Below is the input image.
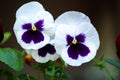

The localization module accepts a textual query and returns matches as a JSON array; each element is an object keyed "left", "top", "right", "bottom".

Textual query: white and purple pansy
[
  {"left": 26, "top": 41, "right": 59, "bottom": 63},
  {"left": 54, "top": 11, "right": 100, "bottom": 66},
  {"left": 13, "top": 1, "right": 55, "bottom": 49}
]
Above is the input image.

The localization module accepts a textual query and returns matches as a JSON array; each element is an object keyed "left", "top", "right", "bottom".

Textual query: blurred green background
[{"left": 0, "top": 0, "right": 120, "bottom": 80}]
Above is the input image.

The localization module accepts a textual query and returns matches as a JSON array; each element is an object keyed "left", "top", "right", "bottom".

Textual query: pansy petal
[
  {"left": 75, "top": 33, "right": 86, "bottom": 42},
  {"left": 66, "top": 35, "right": 73, "bottom": 46},
  {"left": 78, "top": 43, "right": 90, "bottom": 57},
  {"left": 32, "top": 51, "right": 59, "bottom": 63},
  {"left": 61, "top": 46, "right": 81, "bottom": 66},
  {"left": 38, "top": 44, "right": 56, "bottom": 57},
  {"left": 54, "top": 24, "right": 75, "bottom": 54},
  {"left": 22, "top": 23, "right": 32, "bottom": 29},
  {"left": 55, "top": 11, "right": 90, "bottom": 26},
  {"left": 68, "top": 22, "right": 100, "bottom": 49},
  {"left": 16, "top": 1, "right": 45, "bottom": 18},
  {"left": 22, "top": 30, "right": 44, "bottom": 44},
  {"left": 75, "top": 22, "right": 100, "bottom": 49},
  {"left": 14, "top": 11, "right": 54, "bottom": 35},
  {"left": 67, "top": 45, "right": 79, "bottom": 59},
  {"left": 61, "top": 43, "right": 96, "bottom": 66},
  {"left": 80, "top": 42, "right": 97, "bottom": 63},
  {"left": 26, "top": 45, "right": 59, "bottom": 63},
  {"left": 15, "top": 30, "right": 49, "bottom": 49},
  {"left": 34, "top": 20, "right": 44, "bottom": 31},
  {"left": 67, "top": 43, "right": 90, "bottom": 60},
  {"left": 68, "top": 43, "right": 90, "bottom": 60}
]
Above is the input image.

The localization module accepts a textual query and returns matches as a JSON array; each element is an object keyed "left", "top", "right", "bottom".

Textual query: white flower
[
  {"left": 13, "top": 1, "right": 55, "bottom": 49},
  {"left": 54, "top": 11, "right": 100, "bottom": 66},
  {"left": 26, "top": 41, "right": 59, "bottom": 63}
]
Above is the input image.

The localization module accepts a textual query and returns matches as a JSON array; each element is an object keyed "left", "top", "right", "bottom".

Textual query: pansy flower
[
  {"left": 0, "top": 21, "right": 4, "bottom": 43},
  {"left": 54, "top": 11, "right": 100, "bottom": 66},
  {"left": 26, "top": 41, "right": 59, "bottom": 63},
  {"left": 13, "top": 1, "right": 55, "bottom": 49}
]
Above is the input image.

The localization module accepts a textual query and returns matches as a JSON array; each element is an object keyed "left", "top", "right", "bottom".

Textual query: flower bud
[{"left": 24, "top": 54, "right": 36, "bottom": 66}]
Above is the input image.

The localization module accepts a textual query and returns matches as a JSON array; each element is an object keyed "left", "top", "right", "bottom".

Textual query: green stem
[
  {"left": 27, "top": 74, "right": 31, "bottom": 80},
  {"left": 37, "top": 70, "right": 40, "bottom": 80},
  {"left": 104, "top": 66, "right": 114, "bottom": 80},
  {"left": 57, "top": 72, "right": 62, "bottom": 80},
  {"left": 13, "top": 72, "right": 18, "bottom": 80}
]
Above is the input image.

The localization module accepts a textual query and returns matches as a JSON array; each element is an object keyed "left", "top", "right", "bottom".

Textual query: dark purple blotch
[
  {"left": 66, "top": 35, "right": 73, "bottom": 46},
  {"left": 38, "top": 44, "right": 56, "bottom": 57},
  {"left": 22, "top": 20, "right": 44, "bottom": 44},
  {"left": 66, "top": 33, "right": 90, "bottom": 59},
  {"left": 75, "top": 33, "right": 86, "bottom": 42},
  {"left": 68, "top": 43, "right": 90, "bottom": 59},
  {"left": 34, "top": 20, "right": 44, "bottom": 31}
]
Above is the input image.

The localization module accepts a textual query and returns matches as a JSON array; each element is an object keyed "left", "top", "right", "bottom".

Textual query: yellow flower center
[
  {"left": 32, "top": 26, "right": 37, "bottom": 31},
  {"left": 72, "top": 39, "right": 77, "bottom": 44}
]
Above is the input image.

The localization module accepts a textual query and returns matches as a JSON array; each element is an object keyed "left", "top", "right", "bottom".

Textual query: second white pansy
[{"left": 54, "top": 11, "right": 100, "bottom": 66}]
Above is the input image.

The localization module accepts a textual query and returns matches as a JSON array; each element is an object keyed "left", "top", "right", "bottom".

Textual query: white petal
[
  {"left": 47, "top": 53, "right": 59, "bottom": 61},
  {"left": 61, "top": 43, "right": 97, "bottom": 66},
  {"left": 15, "top": 31, "right": 50, "bottom": 49},
  {"left": 43, "top": 23, "right": 56, "bottom": 37},
  {"left": 16, "top": 1, "right": 45, "bottom": 18},
  {"left": 61, "top": 46, "right": 82, "bottom": 66},
  {"left": 81, "top": 42, "right": 97, "bottom": 63},
  {"left": 54, "top": 24, "right": 75, "bottom": 54},
  {"left": 26, "top": 50, "right": 59, "bottom": 63},
  {"left": 14, "top": 11, "right": 54, "bottom": 31},
  {"left": 26, "top": 50, "right": 49, "bottom": 63},
  {"left": 55, "top": 11, "right": 90, "bottom": 26},
  {"left": 75, "top": 22, "right": 100, "bottom": 49}
]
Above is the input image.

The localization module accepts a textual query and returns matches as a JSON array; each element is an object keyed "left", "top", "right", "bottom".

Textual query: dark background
[{"left": 0, "top": 0, "right": 120, "bottom": 80}]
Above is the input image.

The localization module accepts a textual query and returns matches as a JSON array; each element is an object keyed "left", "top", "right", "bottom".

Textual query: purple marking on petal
[
  {"left": 22, "top": 23, "right": 32, "bottom": 29},
  {"left": 67, "top": 43, "right": 90, "bottom": 59},
  {"left": 32, "top": 31, "right": 44, "bottom": 43},
  {"left": 77, "top": 43, "right": 90, "bottom": 57},
  {"left": 34, "top": 20, "right": 44, "bottom": 31},
  {"left": 22, "top": 30, "right": 32, "bottom": 43},
  {"left": 66, "top": 35, "right": 73, "bottom": 46},
  {"left": 38, "top": 44, "right": 56, "bottom": 57},
  {"left": 22, "top": 30, "right": 44, "bottom": 44},
  {"left": 68, "top": 44, "right": 79, "bottom": 59},
  {"left": 75, "top": 33, "right": 86, "bottom": 42}
]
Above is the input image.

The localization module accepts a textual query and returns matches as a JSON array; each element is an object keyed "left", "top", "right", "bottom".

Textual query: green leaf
[
  {"left": 0, "top": 48, "right": 24, "bottom": 72},
  {"left": 105, "top": 58, "right": 120, "bottom": 69},
  {"left": 0, "top": 32, "right": 11, "bottom": 45}
]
